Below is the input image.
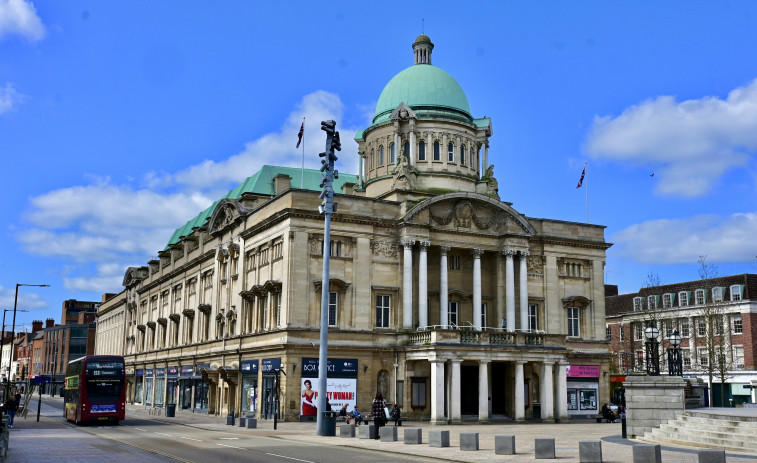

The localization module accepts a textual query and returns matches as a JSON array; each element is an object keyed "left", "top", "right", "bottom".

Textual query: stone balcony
[{"left": 406, "top": 327, "right": 566, "bottom": 349}]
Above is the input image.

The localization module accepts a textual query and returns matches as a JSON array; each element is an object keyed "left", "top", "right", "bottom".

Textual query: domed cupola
[{"left": 355, "top": 35, "right": 494, "bottom": 202}]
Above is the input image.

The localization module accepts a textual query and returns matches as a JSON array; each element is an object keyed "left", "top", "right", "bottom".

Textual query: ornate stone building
[{"left": 97, "top": 35, "right": 611, "bottom": 422}]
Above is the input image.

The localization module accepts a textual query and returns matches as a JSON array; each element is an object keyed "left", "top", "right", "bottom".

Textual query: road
[{"left": 10, "top": 397, "right": 433, "bottom": 463}]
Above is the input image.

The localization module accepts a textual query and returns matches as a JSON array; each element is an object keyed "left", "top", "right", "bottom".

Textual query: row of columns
[
  {"left": 429, "top": 359, "right": 568, "bottom": 424},
  {"left": 401, "top": 240, "right": 530, "bottom": 331}
]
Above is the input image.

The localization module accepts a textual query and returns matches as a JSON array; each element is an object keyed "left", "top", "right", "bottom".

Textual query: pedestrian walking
[
  {"left": 371, "top": 392, "right": 386, "bottom": 440},
  {"left": 2, "top": 393, "right": 21, "bottom": 428}
]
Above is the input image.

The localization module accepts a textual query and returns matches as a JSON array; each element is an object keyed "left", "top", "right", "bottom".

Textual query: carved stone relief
[
  {"left": 371, "top": 240, "right": 398, "bottom": 258},
  {"left": 428, "top": 199, "right": 508, "bottom": 233}
]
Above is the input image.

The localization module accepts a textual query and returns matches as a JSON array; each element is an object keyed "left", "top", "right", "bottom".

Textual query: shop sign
[
  {"left": 566, "top": 365, "right": 600, "bottom": 378},
  {"left": 262, "top": 358, "right": 281, "bottom": 373},
  {"left": 167, "top": 366, "right": 179, "bottom": 377},
  {"left": 241, "top": 360, "right": 258, "bottom": 374},
  {"left": 301, "top": 358, "right": 358, "bottom": 377},
  {"left": 155, "top": 368, "right": 166, "bottom": 377},
  {"left": 609, "top": 375, "right": 626, "bottom": 383},
  {"left": 180, "top": 365, "right": 194, "bottom": 376}
]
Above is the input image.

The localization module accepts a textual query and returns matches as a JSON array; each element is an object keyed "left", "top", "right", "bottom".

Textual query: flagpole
[
  {"left": 585, "top": 162, "right": 589, "bottom": 224},
  {"left": 301, "top": 117, "right": 305, "bottom": 188}
]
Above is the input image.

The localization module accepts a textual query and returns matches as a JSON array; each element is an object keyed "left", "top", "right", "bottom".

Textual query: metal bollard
[{"left": 621, "top": 416, "right": 627, "bottom": 439}]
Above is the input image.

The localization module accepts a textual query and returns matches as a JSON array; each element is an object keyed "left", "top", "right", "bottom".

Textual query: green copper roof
[
  {"left": 373, "top": 64, "right": 471, "bottom": 124},
  {"left": 165, "top": 165, "right": 357, "bottom": 249}
]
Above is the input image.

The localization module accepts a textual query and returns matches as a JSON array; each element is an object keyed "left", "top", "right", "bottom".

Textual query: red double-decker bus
[{"left": 64, "top": 355, "right": 126, "bottom": 424}]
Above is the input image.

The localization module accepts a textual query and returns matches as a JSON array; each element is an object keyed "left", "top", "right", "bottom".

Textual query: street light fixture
[
  {"left": 644, "top": 321, "right": 660, "bottom": 376},
  {"left": 7, "top": 283, "right": 50, "bottom": 396},
  {"left": 667, "top": 329, "right": 683, "bottom": 376}
]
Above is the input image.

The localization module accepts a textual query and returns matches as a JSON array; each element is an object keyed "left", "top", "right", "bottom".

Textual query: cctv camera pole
[{"left": 316, "top": 120, "right": 340, "bottom": 436}]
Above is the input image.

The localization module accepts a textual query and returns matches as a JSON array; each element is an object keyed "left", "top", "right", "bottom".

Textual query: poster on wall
[
  {"left": 300, "top": 357, "right": 358, "bottom": 417},
  {"left": 300, "top": 377, "right": 357, "bottom": 416}
]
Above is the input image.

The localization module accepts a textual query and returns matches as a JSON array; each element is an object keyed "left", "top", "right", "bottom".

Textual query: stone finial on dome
[{"left": 412, "top": 34, "right": 434, "bottom": 65}]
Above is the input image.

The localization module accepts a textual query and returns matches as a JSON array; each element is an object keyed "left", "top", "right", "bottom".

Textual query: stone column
[
  {"left": 519, "top": 250, "right": 530, "bottom": 331},
  {"left": 449, "top": 360, "right": 462, "bottom": 424},
  {"left": 431, "top": 360, "right": 445, "bottom": 424},
  {"left": 540, "top": 362, "right": 555, "bottom": 422},
  {"left": 472, "top": 248, "right": 483, "bottom": 329},
  {"left": 503, "top": 249, "right": 516, "bottom": 331},
  {"left": 427, "top": 132, "right": 432, "bottom": 160},
  {"left": 478, "top": 360, "right": 490, "bottom": 423},
  {"left": 409, "top": 130, "right": 416, "bottom": 166},
  {"left": 358, "top": 153, "right": 363, "bottom": 188},
  {"left": 402, "top": 239, "right": 415, "bottom": 329},
  {"left": 556, "top": 361, "right": 568, "bottom": 421},
  {"left": 393, "top": 131, "right": 399, "bottom": 166},
  {"left": 514, "top": 361, "right": 525, "bottom": 421},
  {"left": 496, "top": 252, "right": 504, "bottom": 328},
  {"left": 418, "top": 240, "right": 429, "bottom": 328},
  {"left": 439, "top": 245, "right": 450, "bottom": 326}
]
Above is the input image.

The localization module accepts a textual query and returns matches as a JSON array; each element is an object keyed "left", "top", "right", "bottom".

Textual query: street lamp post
[
  {"left": 667, "top": 329, "right": 683, "bottom": 376},
  {"left": 1, "top": 309, "right": 29, "bottom": 388},
  {"left": 7, "top": 283, "right": 49, "bottom": 396},
  {"left": 644, "top": 321, "right": 660, "bottom": 376}
]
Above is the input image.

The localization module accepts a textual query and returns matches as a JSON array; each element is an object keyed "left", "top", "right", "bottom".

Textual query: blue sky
[{"left": 2, "top": 1, "right": 757, "bottom": 328}]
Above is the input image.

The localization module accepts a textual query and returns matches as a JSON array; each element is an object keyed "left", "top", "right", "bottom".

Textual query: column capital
[
  {"left": 501, "top": 248, "right": 516, "bottom": 257},
  {"left": 439, "top": 245, "right": 451, "bottom": 255},
  {"left": 471, "top": 248, "right": 484, "bottom": 258},
  {"left": 418, "top": 240, "right": 430, "bottom": 249},
  {"left": 400, "top": 239, "right": 416, "bottom": 248},
  {"left": 449, "top": 358, "right": 463, "bottom": 365},
  {"left": 515, "top": 360, "right": 527, "bottom": 365},
  {"left": 542, "top": 360, "right": 556, "bottom": 366},
  {"left": 477, "top": 359, "right": 491, "bottom": 365},
  {"left": 520, "top": 250, "right": 530, "bottom": 258}
]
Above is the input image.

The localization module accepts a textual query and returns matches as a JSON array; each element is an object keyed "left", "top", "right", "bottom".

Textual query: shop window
[
  {"left": 411, "top": 378, "right": 427, "bottom": 408},
  {"left": 567, "top": 388, "right": 578, "bottom": 410},
  {"left": 579, "top": 389, "right": 597, "bottom": 411}
]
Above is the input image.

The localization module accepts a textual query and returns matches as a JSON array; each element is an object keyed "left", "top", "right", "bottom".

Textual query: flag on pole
[
  {"left": 576, "top": 164, "right": 586, "bottom": 188},
  {"left": 296, "top": 121, "right": 304, "bottom": 148}
]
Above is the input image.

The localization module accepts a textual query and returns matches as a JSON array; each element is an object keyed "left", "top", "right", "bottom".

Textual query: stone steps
[{"left": 642, "top": 411, "right": 757, "bottom": 453}]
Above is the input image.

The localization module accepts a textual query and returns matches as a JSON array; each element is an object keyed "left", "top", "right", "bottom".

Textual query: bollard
[{"left": 621, "top": 416, "right": 627, "bottom": 439}]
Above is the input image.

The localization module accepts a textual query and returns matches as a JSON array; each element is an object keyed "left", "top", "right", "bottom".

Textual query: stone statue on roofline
[
  {"left": 392, "top": 153, "right": 416, "bottom": 190},
  {"left": 483, "top": 164, "right": 499, "bottom": 198}
]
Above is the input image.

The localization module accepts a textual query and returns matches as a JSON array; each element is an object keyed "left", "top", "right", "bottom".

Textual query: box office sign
[
  {"left": 301, "top": 358, "right": 358, "bottom": 377},
  {"left": 262, "top": 358, "right": 281, "bottom": 374},
  {"left": 566, "top": 365, "right": 600, "bottom": 378}
]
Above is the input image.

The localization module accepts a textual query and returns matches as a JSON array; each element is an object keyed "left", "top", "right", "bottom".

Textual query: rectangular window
[
  {"left": 448, "top": 301, "right": 459, "bottom": 327},
  {"left": 682, "top": 350, "right": 691, "bottom": 370},
  {"left": 663, "top": 293, "right": 673, "bottom": 308},
  {"left": 460, "top": 145, "right": 466, "bottom": 165},
  {"left": 528, "top": 304, "right": 538, "bottom": 331},
  {"left": 411, "top": 378, "right": 426, "bottom": 408},
  {"left": 695, "top": 289, "right": 706, "bottom": 305},
  {"left": 433, "top": 141, "right": 440, "bottom": 161},
  {"left": 567, "top": 307, "right": 580, "bottom": 337},
  {"left": 619, "top": 325, "right": 625, "bottom": 342},
  {"left": 697, "top": 319, "right": 707, "bottom": 337},
  {"left": 663, "top": 320, "right": 674, "bottom": 338},
  {"left": 730, "top": 285, "right": 743, "bottom": 301},
  {"left": 636, "top": 351, "right": 644, "bottom": 369},
  {"left": 698, "top": 348, "right": 709, "bottom": 367},
  {"left": 605, "top": 326, "right": 611, "bottom": 341},
  {"left": 567, "top": 389, "right": 578, "bottom": 410},
  {"left": 678, "top": 291, "right": 689, "bottom": 307},
  {"left": 328, "top": 292, "right": 337, "bottom": 326},
  {"left": 376, "top": 295, "right": 390, "bottom": 328},
  {"left": 647, "top": 295, "right": 657, "bottom": 310},
  {"left": 390, "top": 143, "right": 396, "bottom": 164},
  {"left": 481, "top": 303, "right": 487, "bottom": 328},
  {"left": 733, "top": 345, "right": 744, "bottom": 368},
  {"left": 448, "top": 255, "right": 461, "bottom": 270},
  {"left": 732, "top": 314, "right": 743, "bottom": 334},
  {"left": 418, "top": 141, "right": 425, "bottom": 161},
  {"left": 712, "top": 287, "right": 723, "bottom": 302},
  {"left": 633, "top": 297, "right": 643, "bottom": 312},
  {"left": 680, "top": 320, "right": 690, "bottom": 337},
  {"left": 448, "top": 143, "right": 454, "bottom": 162},
  {"left": 634, "top": 323, "right": 643, "bottom": 341}
]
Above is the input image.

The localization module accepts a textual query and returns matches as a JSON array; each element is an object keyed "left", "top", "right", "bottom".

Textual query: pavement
[{"left": 6, "top": 397, "right": 757, "bottom": 463}]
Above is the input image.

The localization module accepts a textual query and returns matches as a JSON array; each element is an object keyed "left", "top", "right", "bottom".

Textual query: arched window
[
  {"left": 418, "top": 140, "right": 426, "bottom": 161},
  {"left": 370, "top": 149, "right": 374, "bottom": 169},
  {"left": 390, "top": 143, "right": 396, "bottom": 164},
  {"left": 433, "top": 141, "right": 440, "bottom": 161},
  {"left": 403, "top": 141, "right": 410, "bottom": 159},
  {"left": 460, "top": 145, "right": 466, "bottom": 165},
  {"left": 379, "top": 146, "right": 384, "bottom": 165},
  {"left": 448, "top": 142, "right": 454, "bottom": 162}
]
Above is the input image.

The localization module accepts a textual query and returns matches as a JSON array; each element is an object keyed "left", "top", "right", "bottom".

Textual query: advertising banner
[{"left": 300, "top": 377, "right": 357, "bottom": 417}]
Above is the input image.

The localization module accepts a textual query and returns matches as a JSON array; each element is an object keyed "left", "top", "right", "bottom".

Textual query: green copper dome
[{"left": 373, "top": 64, "right": 472, "bottom": 124}]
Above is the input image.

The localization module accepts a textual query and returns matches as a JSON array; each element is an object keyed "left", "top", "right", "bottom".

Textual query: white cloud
[
  {"left": 18, "top": 91, "right": 362, "bottom": 295},
  {"left": 0, "top": 285, "right": 48, "bottom": 311},
  {"left": 174, "top": 90, "right": 358, "bottom": 190},
  {"left": 611, "top": 212, "right": 757, "bottom": 265},
  {"left": 0, "top": 83, "right": 23, "bottom": 115},
  {"left": 585, "top": 79, "right": 757, "bottom": 197},
  {"left": 0, "top": 0, "right": 45, "bottom": 42}
]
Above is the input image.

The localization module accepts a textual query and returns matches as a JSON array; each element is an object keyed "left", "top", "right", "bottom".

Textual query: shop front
[
  {"left": 179, "top": 365, "right": 194, "bottom": 410},
  {"left": 155, "top": 367, "right": 166, "bottom": 408},
  {"left": 134, "top": 369, "right": 144, "bottom": 404},
  {"left": 566, "top": 365, "right": 600, "bottom": 417},
  {"left": 261, "top": 358, "right": 281, "bottom": 420},
  {"left": 144, "top": 368, "right": 154, "bottom": 406},
  {"left": 300, "top": 357, "right": 358, "bottom": 421},
  {"left": 240, "top": 360, "right": 258, "bottom": 417},
  {"left": 194, "top": 363, "right": 210, "bottom": 412},
  {"left": 166, "top": 366, "right": 179, "bottom": 406}
]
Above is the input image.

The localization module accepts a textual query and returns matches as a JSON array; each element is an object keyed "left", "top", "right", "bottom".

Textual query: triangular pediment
[
  {"left": 390, "top": 102, "right": 417, "bottom": 122},
  {"left": 402, "top": 193, "right": 536, "bottom": 236},
  {"left": 208, "top": 199, "right": 252, "bottom": 235}
]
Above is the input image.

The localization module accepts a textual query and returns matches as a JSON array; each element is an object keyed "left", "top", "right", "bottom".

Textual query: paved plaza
[{"left": 5, "top": 398, "right": 757, "bottom": 463}]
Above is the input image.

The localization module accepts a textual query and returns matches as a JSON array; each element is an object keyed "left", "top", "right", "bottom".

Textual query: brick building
[{"left": 606, "top": 274, "right": 757, "bottom": 406}]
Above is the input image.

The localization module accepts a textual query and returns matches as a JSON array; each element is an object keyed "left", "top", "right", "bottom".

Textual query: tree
[{"left": 697, "top": 255, "right": 731, "bottom": 407}]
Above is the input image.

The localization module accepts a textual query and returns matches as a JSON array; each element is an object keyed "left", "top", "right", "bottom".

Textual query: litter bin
[
  {"left": 322, "top": 411, "right": 337, "bottom": 436},
  {"left": 166, "top": 403, "right": 176, "bottom": 417}
]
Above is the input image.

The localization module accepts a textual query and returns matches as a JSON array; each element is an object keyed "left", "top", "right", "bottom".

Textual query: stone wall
[{"left": 624, "top": 375, "right": 686, "bottom": 438}]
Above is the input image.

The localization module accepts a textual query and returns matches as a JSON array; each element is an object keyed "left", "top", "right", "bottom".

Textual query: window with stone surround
[
  {"left": 678, "top": 291, "right": 689, "bottom": 306},
  {"left": 633, "top": 297, "right": 643, "bottom": 312},
  {"left": 696, "top": 318, "right": 707, "bottom": 337},
  {"left": 460, "top": 145, "right": 466, "bottom": 165},
  {"left": 411, "top": 377, "right": 427, "bottom": 408},
  {"left": 376, "top": 294, "right": 390, "bottom": 328},
  {"left": 567, "top": 307, "right": 580, "bottom": 337},
  {"left": 378, "top": 145, "right": 384, "bottom": 165},
  {"left": 730, "top": 285, "right": 743, "bottom": 301},
  {"left": 733, "top": 345, "right": 744, "bottom": 368},
  {"left": 528, "top": 304, "right": 538, "bottom": 331},
  {"left": 732, "top": 314, "right": 743, "bottom": 334},
  {"left": 433, "top": 141, "right": 440, "bottom": 161},
  {"left": 390, "top": 143, "right": 396, "bottom": 164},
  {"left": 328, "top": 292, "right": 338, "bottom": 326},
  {"left": 403, "top": 141, "right": 409, "bottom": 159},
  {"left": 447, "top": 142, "right": 454, "bottom": 162},
  {"left": 418, "top": 140, "right": 425, "bottom": 161},
  {"left": 682, "top": 349, "right": 691, "bottom": 370},
  {"left": 697, "top": 347, "right": 709, "bottom": 367},
  {"left": 695, "top": 289, "right": 706, "bottom": 305},
  {"left": 448, "top": 301, "right": 459, "bottom": 327},
  {"left": 680, "top": 320, "right": 690, "bottom": 337}
]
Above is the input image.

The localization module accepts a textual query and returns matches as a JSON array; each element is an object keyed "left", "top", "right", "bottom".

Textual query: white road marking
[
  {"left": 265, "top": 453, "right": 314, "bottom": 463},
  {"left": 155, "top": 432, "right": 173, "bottom": 436},
  {"left": 134, "top": 427, "right": 148, "bottom": 431},
  {"left": 218, "top": 437, "right": 239, "bottom": 440},
  {"left": 180, "top": 437, "right": 203, "bottom": 442},
  {"left": 216, "top": 443, "right": 244, "bottom": 450}
]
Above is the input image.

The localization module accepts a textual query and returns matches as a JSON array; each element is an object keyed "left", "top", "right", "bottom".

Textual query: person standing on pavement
[
  {"left": 3, "top": 393, "right": 21, "bottom": 428},
  {"left": 371, "top": 392, "right": 386, "bottom": 439}
]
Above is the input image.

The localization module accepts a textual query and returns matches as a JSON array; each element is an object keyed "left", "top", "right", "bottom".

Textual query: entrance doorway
[
  {"left": 460, "top": 365, "right": 479, "bottom": 416},
  {"left": 490, "top": 362, "right": 508, "bottom": 416}
]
